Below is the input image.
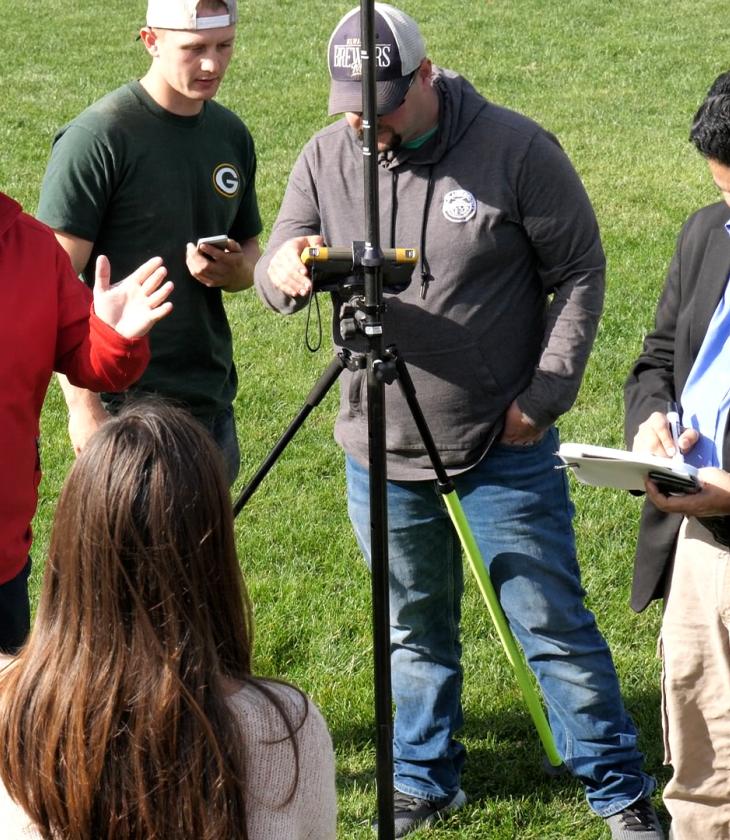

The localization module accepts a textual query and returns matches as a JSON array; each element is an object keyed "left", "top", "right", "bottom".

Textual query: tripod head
[
  {"left": 301, "top": 241, "right": 417, "bottom": 294},
  {"left": 300, "top": 241, "right": 417, "bottom": 347}
]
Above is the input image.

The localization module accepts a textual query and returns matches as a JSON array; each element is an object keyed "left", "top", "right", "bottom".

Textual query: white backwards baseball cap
[
  {"left": 146, "top": 0, "right": 238, "bottom": 30},
  {"left": 328, "top": 3, "right": 426, "bottom": 115}
]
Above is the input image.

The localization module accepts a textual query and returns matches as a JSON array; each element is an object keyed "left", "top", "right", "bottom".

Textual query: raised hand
[{"left": 92, "top": 255, "right": 173, "bottom": 338}]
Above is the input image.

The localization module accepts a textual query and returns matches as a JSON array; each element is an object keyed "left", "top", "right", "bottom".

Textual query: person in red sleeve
[{"left": 0, "top": 191, "right": 173, "bottom": 652}]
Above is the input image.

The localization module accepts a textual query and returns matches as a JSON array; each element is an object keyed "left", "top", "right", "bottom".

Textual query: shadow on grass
[{"left": 330, "top": 685, "right": 672, "bottom": 814}]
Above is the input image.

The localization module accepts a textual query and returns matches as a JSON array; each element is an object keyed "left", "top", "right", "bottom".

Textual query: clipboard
[{"left": 557, "top": 442, "right": 700, "bottom": 492}]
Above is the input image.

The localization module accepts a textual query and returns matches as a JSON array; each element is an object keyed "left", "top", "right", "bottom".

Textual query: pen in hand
[{"left": 666, "top": 401, "right": 684, "bottom": 462}]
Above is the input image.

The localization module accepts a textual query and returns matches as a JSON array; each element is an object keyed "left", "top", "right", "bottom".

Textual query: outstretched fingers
[
  {"left": 139, "top": 265, "right": 173, "bottom": 322},
  {"left": 93, "top": 255, "right": 174, "bottom": 338},
  {"left": 129, "top": 256, "right": 165, "bottom": 285},
  {"left": 146, "top": 287, "right": 174, "bottom": 322},
  {"left": 93, "top": 254, "right": 112, "bottom": 293},
  {"left": 141, "top": 265, "right": 168, "bottom": 291}
]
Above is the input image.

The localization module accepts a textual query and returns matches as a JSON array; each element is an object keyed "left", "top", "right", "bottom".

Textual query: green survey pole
[{"left": 442, "top": 491, "right": 562, "bottom": 767}]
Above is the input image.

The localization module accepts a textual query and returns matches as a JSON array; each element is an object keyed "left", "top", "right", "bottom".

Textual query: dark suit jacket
[{"left": 624, "top": 200, "right": 730, "bottom": 612}]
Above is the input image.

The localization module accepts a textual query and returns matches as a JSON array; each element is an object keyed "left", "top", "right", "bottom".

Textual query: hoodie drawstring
[
  {"left": 419, "top": 167, "right": 435, "bottom": 300},
  {"left": 389, "top": 165, "right": 436, "bottom": 300}
]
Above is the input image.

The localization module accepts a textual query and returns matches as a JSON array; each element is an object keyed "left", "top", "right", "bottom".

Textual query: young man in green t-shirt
[{"left": 37, "top": 0, "right": 261, "bottom": 484}]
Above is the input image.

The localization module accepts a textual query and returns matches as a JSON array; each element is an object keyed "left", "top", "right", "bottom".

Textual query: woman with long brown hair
[{"left": 0, "top": 401, "right": 336, "bottom": 839}]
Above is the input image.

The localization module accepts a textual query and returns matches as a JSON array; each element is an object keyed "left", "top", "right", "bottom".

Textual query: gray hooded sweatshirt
[{"left": 255, "top": 69, "right": 605, "bottom": 480}]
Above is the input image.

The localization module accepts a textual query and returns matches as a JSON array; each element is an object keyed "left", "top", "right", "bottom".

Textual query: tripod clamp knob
[
  {"left": 342, "top": 351, "right": 366, "bottom": 372},
  {"left": 372, "top": 356, "right": 398, "bottom": 384}
]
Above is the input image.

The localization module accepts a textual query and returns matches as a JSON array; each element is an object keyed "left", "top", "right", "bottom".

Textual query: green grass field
[{"left": 3, "top": 1, "right": 727, "bottom": 836}]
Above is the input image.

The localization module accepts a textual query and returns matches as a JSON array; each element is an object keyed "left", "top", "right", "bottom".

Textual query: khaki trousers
[{"left": 662, "top": 517, "right": 730, "bottom": 839}]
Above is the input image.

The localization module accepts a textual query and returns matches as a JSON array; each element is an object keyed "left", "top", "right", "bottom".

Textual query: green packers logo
[{"left": 212, "top": 163, "right": 240, "bottom": 198}]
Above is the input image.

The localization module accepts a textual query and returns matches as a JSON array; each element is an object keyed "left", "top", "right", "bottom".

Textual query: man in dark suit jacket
[{"left": 624, "top": 75, "right": 730, "bottom": 840}]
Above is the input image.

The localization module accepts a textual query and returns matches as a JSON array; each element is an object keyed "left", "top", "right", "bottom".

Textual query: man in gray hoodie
[{"left": 255, "top": 4, "right": 661, "bottom": 837}]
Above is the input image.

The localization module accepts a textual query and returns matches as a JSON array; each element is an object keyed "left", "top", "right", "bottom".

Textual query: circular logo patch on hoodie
[{"left": 442, "top": 189, "right": 477, "bottom": 223}]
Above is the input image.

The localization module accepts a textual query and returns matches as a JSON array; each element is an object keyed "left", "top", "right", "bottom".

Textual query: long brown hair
[{"left": 0, "top": 401, "right": 298, "bottom": 839}]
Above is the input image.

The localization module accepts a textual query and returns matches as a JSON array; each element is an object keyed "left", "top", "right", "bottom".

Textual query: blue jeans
[
  {"left": 198, "top": 405, "right": 240, "bottom": 487},
  {"left": 346, "top": 428, "right": 654, "bottom": 816}
]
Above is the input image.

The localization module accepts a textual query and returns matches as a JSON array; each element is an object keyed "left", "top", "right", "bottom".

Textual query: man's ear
[
  {"left": 416, "top": 58, "right": 433, "bottom": 82},
  {"left": 139, "top": 26, "right": 160, "bottom": 56}
]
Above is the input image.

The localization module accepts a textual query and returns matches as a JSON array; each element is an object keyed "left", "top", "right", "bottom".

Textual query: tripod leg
[
  {"left": 367, "top": 352, "right": 395, "bottom": 839},
  {"left": 232, "top": 353, "right": 347, "bottom": 517},
  {"left": 390, "top": 351, "right": 562, "bottom": 767}
]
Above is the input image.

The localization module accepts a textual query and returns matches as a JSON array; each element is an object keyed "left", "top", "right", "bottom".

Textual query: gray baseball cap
[{"left": 328, "top": 3, "right": 425, "bottom": 115}]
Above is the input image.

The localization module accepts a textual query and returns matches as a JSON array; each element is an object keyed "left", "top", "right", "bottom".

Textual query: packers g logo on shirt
[{"left": 212, "top": 164, "right": 241, "bottom": 198}]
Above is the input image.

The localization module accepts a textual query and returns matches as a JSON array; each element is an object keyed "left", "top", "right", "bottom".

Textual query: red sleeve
[{"left": 54, "top": 248, "right": 150, "bottom": 391}]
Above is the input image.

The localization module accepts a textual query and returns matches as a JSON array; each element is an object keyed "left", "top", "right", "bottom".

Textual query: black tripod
[
  {"left": 233, "top": 287, "right": 562, "bottom": 840},
  {"left": 234, "top": 277, "right": 399, "bottom": 839}
]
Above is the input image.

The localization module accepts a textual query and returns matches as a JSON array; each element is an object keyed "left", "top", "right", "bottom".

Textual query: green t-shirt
[{"left": 37, "top": 81, "right": 262, "bottom": 417}]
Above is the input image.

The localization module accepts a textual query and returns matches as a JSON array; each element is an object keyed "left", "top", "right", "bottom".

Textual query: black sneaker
[
  {"left": 373, "top": 788, "right": 467, "bottom": 837},
  {"left": 604, "top": 798, "right": 665, "bottom": 839},
  {"left": 541, "top": 755, "right": 570, "bottom": 778}
]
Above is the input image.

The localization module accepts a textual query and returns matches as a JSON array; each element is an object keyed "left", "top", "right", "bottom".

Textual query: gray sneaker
[
  {"left": 373, "top": 788, "right": 467, "bottom": 837},
  {"left": 604, "top": 799, "right": 665, "bottom": 839}
]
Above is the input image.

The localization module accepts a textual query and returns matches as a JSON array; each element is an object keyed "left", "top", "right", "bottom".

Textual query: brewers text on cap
[{"left": 327, "top": 3, "right": 426, "bottom": 116}]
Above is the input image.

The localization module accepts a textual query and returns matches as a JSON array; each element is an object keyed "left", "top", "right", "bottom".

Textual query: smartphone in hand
[{"left": 196, "top": 235, "right": 228, "bottom": 255}]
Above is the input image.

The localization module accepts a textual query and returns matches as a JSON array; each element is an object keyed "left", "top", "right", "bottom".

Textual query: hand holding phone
[{"left": 196, "top": 235, "right": 228, "bottom": 255}]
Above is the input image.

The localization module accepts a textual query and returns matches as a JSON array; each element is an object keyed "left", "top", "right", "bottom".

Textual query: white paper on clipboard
[{"left": 557, "top": 443, "right": 699, "bottom": 492}]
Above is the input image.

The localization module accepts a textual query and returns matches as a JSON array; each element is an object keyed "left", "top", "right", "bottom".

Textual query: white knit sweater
[{"left": 0, "top": 680, "right": 337, "bottom": 838}]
